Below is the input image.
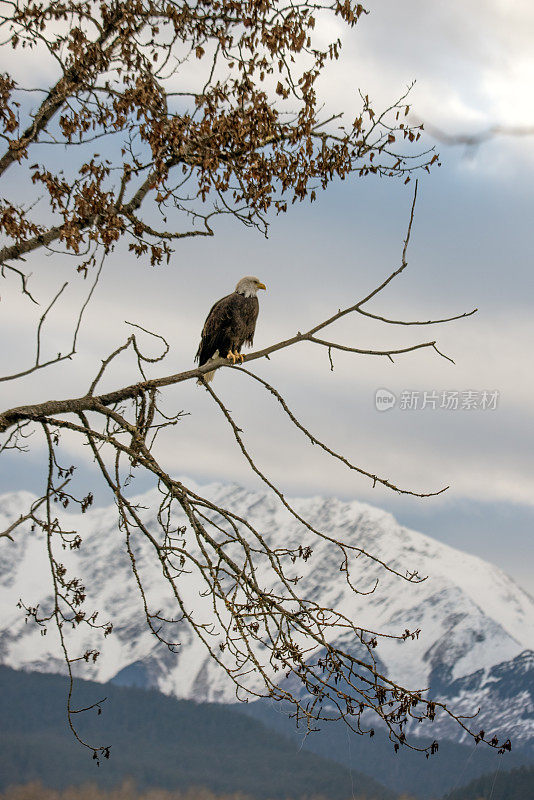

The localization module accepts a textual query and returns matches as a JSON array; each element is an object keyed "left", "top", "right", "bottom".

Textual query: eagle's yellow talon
[{"left": 227, "top": 350, "right": 244, "bottom": 364}]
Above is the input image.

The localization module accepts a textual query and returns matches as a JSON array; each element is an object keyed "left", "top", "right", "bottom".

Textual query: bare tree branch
[{"left": 0, "top": 249, "right": 104, "bottom": 382}]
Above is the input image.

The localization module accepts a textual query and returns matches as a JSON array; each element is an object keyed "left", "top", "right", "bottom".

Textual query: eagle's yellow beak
[{"left": 257, "top": 282, "right": 266, "bottom": 290}]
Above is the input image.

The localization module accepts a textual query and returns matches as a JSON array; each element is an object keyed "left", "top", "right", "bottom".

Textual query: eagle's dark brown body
[{"left": 195, "top": 291, "right": 259, "bottom": 368}]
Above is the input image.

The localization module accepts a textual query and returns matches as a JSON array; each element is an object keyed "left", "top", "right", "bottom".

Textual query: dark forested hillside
[
  {"left": 239, "top": 699, "right": 532, "bottom": 799},
  {"left": 3, "top": 666, "right": 532, "bottom": 800},
  {"left": 0, "top": 667, "right": 394, "bottom": 800},
  {"left": 444, "top": 764, "right": 534, "bottom": 800}
]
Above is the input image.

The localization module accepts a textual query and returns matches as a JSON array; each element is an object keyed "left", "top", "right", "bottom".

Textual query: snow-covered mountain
[{"left": 0, "top": 480, "right": 532, "bottom": 745}]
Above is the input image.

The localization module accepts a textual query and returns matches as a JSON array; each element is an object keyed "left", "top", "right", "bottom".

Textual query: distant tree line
[
  {"left": 0, "top": 782, "right": 377, "bottom": 800},
  {"left": 4, "top": 766, "right": 534, "bottom": 800}
]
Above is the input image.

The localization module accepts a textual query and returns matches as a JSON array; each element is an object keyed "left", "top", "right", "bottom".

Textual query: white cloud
[{"left": 309, "top": 0, "right": 534, "bottom": 168}]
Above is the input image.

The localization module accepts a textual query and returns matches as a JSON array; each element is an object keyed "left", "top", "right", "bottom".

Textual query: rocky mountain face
[{"left": 1, "top": 480, "right": 532, "bottom": 747}]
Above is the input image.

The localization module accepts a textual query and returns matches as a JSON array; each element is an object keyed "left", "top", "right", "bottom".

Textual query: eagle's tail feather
[
  {"left": 197, "top": 369, "right": 216, "bottom": 386},
  {"left": 196, "top": 350, "right": 219, "bottom": 386}
]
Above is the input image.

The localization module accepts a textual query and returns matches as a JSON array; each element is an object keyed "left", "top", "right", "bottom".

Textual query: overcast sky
[{"left": 1, "top": 0, "right": 533, "bottom": 594}]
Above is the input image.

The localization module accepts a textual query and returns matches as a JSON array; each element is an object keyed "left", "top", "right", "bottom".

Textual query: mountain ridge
[{"left": 1, "top": 479, "right": 532, "bottom": 747}]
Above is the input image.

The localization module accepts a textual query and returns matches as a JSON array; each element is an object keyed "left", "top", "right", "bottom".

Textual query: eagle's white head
[{"left": 235, "top": 276, "right": 267, "bottom": 298}]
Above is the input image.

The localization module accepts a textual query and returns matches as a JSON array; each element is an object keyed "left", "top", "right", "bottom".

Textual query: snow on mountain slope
[{"left": 0, "top": 480, "right": 533, "bottom": 743}]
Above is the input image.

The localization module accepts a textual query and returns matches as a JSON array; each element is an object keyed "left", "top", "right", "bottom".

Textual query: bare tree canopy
[{"left": 0, "top": 0, "right": 509, "bottom": 767}]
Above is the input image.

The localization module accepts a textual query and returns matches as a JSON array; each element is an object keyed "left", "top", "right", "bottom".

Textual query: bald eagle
[{"left": 195, "top": 276, "right": 266, "bottom": 383}]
